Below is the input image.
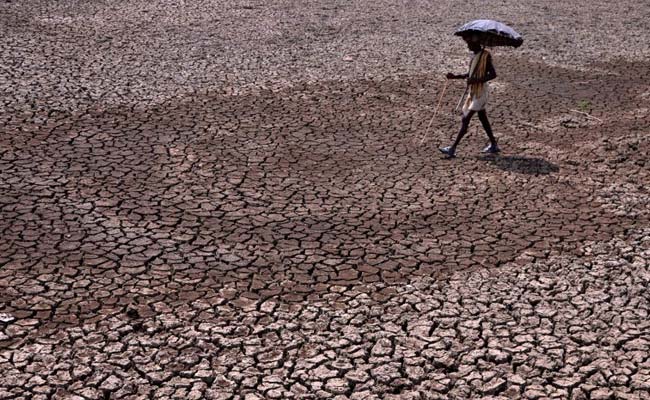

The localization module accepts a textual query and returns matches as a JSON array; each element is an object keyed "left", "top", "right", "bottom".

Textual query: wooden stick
[
  {"left": 455, "top": 86, "right": 468, "bottom": 113},
  {"left": 419, "top": 80, "right": 450, "bottom": 144}
]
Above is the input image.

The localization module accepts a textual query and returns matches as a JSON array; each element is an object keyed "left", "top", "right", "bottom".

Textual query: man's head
[{"left": 464, "top": 35, "right": 483, "bottom": 52}]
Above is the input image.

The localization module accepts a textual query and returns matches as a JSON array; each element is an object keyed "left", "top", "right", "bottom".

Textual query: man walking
[{"left": 440, "top": 36, "right": 500, "bottom": 158}]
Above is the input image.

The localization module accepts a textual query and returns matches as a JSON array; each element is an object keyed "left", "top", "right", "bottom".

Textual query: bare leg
[
  {"left": 478, "top": 110, "right": 497, "bottom": 147},
  {"left": 451, "top": 110, "right": 475, "bottom": 150}
]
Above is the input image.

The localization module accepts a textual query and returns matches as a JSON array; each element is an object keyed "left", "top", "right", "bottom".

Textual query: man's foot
[
  {"left": 439, "top": 146, "right": 456, "bottom": 157},
  {"left": 482, "top": 144, "right": 500, "bottom": 154}
]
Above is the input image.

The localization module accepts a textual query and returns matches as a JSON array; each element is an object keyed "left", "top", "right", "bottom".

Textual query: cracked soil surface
[{"left": 1, "top": 0, "right": 649, "bottom": 399}]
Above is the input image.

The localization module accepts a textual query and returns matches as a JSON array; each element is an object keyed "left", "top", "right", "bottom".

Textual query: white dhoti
[{"left": 462, "top": 82, "right": 489, "bottom": 115}]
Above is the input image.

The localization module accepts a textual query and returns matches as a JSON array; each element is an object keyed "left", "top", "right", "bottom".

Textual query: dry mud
[{"left": 1, "top": 1, "right": 649, "bottom": 399}]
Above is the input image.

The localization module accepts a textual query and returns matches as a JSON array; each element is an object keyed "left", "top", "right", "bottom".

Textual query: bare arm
[{"left": 446, "top": 72, "right": 468, "bottom": 80}]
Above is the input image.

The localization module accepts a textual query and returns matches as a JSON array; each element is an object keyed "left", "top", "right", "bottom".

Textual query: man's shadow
[{"left": 478, "top": 155, "right": 559, "bottom": 175}]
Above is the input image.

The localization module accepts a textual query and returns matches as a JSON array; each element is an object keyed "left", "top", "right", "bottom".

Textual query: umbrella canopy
[{"left": 454, "top": 19, "right": 523, "bottom": 48}]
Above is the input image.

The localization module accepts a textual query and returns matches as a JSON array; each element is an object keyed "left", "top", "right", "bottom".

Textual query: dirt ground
[{"left": 1, "top": 1, "right": 649, "bottom": 399}]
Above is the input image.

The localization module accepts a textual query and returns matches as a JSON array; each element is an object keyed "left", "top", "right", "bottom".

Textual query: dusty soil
[{"left": 1, "top": 0, "right": 649, "bottom": 399}]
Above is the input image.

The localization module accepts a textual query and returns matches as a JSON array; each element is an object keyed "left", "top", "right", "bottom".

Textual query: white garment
[
  {"left": 462, "top": 51, "right": 490, "bottom": 115},
  {"left": 463, "top": 82, "right": 489, "bottom": 114}
]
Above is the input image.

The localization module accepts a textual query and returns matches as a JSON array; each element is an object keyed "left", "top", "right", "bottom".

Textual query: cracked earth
[{"left": 1, "top": 0, "right": 649, "bottom": 399}]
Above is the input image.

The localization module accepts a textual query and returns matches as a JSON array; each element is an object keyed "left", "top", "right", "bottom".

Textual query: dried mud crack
[{"left": 1, "top": 0, "right": 649, "bottom": 399}]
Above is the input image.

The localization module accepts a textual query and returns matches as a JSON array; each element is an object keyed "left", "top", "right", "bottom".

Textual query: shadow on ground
[{"left": 478, "top": 155, "right": 560, "bottom": 175}]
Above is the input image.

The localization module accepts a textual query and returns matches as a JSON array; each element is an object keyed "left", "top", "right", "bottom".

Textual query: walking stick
[
  {"left": 419, "top": 80, "right": 450, "bottom": 144},
  {"left": 455, "top": 86, "right": 469, "bottom": 113}
]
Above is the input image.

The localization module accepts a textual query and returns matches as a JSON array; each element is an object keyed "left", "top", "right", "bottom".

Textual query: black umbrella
[{"left": 454, "top": 19, "right": 523, "bottom": 48}]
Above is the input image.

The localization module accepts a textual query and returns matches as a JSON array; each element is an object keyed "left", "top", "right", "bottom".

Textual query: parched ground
[{"left": 1, "top": 1, "right": 649, "bottom": 399}]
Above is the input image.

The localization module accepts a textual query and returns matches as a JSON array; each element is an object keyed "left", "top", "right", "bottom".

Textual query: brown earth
[{"left": 1, "top": 1, "right": 649, "bottom": 399}]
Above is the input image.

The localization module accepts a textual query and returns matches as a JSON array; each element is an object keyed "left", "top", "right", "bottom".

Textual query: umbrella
[{"left": 454, "top": 19, "right": 523, "bottom": 48}]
